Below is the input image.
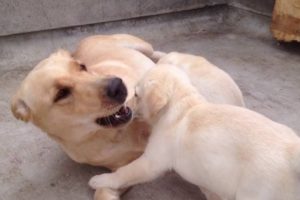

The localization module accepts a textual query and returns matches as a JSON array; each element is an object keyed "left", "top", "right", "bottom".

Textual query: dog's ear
[
  {"left": 51, "top": 49, "right": 72, "bottom": 59},
  {"left": 11, "top": 95, "right": 31, "bottom": 122},
  {"left": 145, "top": 82, "right": 168, "bottom": 119},
  {"left": 148, "top": 92, "right": 167, "bottom": 119}
]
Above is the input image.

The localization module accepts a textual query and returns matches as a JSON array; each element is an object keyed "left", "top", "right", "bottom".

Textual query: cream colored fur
[
  {"left": 11, "top": 34, "right": 245, "bottom": 200},
  {"left": 158, "top": 52, "right": 245, "bottom": 106},
  {"left": 89, "top": 64, "right": 300, "bottom": 200}
]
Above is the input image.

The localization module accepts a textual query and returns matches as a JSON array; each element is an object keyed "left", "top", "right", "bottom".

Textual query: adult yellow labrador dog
[{"left": 11, "top": 34, "right": 244, "bottom": 200}]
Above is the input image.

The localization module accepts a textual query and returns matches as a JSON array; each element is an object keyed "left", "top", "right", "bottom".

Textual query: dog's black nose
[{"left": 106, "top": 77, "right": 127, "bottom": 103}]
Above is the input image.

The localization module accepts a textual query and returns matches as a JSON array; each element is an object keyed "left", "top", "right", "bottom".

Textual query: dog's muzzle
[{"left": 95, "top": 106, "right": 132, "bottom": 127}]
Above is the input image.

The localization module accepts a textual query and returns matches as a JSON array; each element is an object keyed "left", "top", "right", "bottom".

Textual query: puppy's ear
[
  {"left": 11, "top": 96, "right": 31, "bottom": 122},
  {"left": 148, "top": 93, "right": 167, "bottom": 118},
  {"left": 146, "top": 82, "right": 168, "bottom": 119}
]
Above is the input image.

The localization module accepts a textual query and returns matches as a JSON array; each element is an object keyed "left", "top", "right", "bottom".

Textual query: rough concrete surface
[{"left": 1, "top": 5, "right": 300, "bottom": 200}]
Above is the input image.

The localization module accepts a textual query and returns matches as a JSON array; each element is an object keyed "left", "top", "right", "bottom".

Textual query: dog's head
[
  {"left": 11, "top": 50, "right": 136, "bottom": 140},
  {"left": 135, "top": 64, "right": 197, "bottom": 123},
  {"left": 135, "top": 64, "right": 188, "bottom": 123}
]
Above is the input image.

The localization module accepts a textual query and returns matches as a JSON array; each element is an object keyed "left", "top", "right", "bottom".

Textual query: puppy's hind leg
[{"left": 89, "top": 154, "right": 169, "bottom": 190}]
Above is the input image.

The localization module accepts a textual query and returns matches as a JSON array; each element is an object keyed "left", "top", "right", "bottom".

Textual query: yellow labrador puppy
[
  {"left": 89, "top": 64, "right": 300, "bottom": 200},
  {"left": 11, "top": 34, "right": 244, "bottom": 200}
]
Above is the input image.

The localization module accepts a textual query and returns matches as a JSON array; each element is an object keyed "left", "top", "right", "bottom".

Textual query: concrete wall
[
  {"left": 230, "top": 0, "right": 275, "bottom": 15},
  {"left": 1, "top": 0, "right": 274, "bottom": 37},
  {"left": 0, "top": 0, "right": 225, "bottom": 36}
]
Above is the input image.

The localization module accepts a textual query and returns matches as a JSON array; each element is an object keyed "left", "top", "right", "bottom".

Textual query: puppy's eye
[
  {"left": 79, "top": 64, "right": 87, "bottom": 71},
  {"left": 54, "top": 88, "right": 71, "bottom": 102}
]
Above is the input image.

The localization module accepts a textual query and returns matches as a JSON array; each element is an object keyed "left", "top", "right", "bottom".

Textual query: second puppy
[{"left": 89, "top": 64, "right": 300, "bottom": 200}]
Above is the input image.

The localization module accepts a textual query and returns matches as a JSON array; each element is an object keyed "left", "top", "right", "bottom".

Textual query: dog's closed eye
[{"left": 54, "top": 87, "right": 71, "bottom": 103}]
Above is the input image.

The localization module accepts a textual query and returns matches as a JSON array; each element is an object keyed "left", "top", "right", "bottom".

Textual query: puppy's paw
[
  {"left": 89, "top": 173, "right": 117, "bottom": 190},
  {"left": 94, "top": 188, "right": 120, "bottom": 200}
]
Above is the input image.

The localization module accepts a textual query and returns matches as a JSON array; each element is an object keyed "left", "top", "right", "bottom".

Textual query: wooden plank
[{"left": 271, "top": 0, "right": 300, "bottom": 42}]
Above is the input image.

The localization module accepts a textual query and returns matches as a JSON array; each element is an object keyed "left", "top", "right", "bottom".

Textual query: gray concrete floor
[{"left": 1, "top": 5, "right": 300, "bottom": 200}]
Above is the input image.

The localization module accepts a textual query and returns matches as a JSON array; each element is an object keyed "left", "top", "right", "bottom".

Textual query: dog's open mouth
[{"left": 95, "top": 106, "right": 132, "bottom": 127}]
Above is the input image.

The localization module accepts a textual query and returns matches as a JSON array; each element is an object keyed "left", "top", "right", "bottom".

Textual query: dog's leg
[
  {"left": 94, "top": 188, "right": 120, "bottom": 200},
  {"left": 90, "top": 133, "right": 170, "bottom": 190},
  {"left": 236, "top": 192, "right": 276, "bottom": 200},
  {"left": 235, "top": 182, "right": 276, "bottom": 200},
  {"left": 200, "top": 187, "right": 222, "bottom": 200},
  {"left": 89, "top": 154, "right": 168, "bottom": 190}
]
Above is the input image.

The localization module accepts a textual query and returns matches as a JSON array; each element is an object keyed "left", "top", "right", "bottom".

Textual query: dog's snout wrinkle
[{"left": 106, "top": 77, "right": 127, "bottom": 103}]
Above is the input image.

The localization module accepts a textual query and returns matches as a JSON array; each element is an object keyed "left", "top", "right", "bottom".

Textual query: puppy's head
[
  {"left": 11, "top": 50, "right": 133, "bottom": 140},
  {"left": 135, "top": 64, "right": 196, "bottom": 123}
]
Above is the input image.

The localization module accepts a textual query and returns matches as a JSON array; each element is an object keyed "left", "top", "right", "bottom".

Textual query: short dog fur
[
  {"left": 11, "top": 34, "right": 244, "bottom": 200},
  {"left": 89, "top": 64, "right": 300, "bottom": 200}
]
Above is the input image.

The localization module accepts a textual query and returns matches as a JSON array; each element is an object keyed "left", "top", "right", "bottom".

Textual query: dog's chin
[{"left": 95, "top": 106, "right": 133, "bottom": 128}]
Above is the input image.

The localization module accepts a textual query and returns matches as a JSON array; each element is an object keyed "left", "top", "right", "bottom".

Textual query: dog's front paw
[{"left": 89, "top": 173, "right": 118, "bottom": 190}]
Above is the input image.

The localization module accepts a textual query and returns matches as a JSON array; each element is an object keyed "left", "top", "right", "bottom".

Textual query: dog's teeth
[{"left": 115, "top": 114, "right": 121, "bottom": 119}]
